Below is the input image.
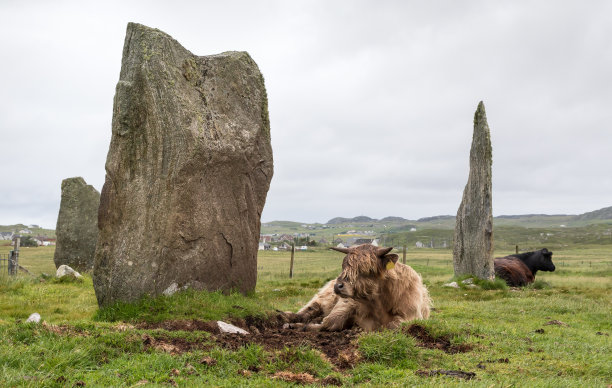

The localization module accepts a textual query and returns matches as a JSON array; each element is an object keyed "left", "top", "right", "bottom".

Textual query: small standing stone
[{"left": 53, "top": 177, "right": 100, "bottom": 272}]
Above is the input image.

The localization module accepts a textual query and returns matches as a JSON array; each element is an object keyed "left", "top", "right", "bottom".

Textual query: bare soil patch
[
  {"left": 138, "top": 315, "right": 361, "bottom": 369},
  {"left": 403, "top": 324, "right": 473, "bottom": 353},
  {"left": 137, "top": 317, "right": 471, "bottom": 369},
  {"left": 416, "top": 369, "right": 476, "bottom": 380}
]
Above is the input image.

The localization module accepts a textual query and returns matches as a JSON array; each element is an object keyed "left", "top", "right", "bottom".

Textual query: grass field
[{"left": 1, "top": 245, "right": 610, "bottom": 386}]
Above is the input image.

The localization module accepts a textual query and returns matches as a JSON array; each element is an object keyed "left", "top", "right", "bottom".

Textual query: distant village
[
  {"left": 258, "top": 232, "right": 380, "bottom": 251},
  {"left": 258, "top": 227, "right": 439, "bottom": 251},
  {"left": 0, "top": 225, "right": 56, "bottom": 246}
]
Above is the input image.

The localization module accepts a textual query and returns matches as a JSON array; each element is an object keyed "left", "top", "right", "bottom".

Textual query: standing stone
[
  {"left": 53, "top": 177, "right": 100, "bottom": 272},
  {"left": 93, "top": 23, "right": 273, "bottom": 306},
  {"left": 453, "top": 101, "right": 494, "bottom": 280}
]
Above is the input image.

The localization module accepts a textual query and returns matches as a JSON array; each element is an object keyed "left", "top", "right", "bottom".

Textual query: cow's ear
[{"left": 381, "top": 254, "right": 399, "bottom": 270}]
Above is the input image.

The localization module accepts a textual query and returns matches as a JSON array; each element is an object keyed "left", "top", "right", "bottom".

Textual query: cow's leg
[
  {"left": 303, "top": 298, "right": 356, "bottom": 332},
  {"left": 285, "top": 280, "right": 337, "bottom": 323}
]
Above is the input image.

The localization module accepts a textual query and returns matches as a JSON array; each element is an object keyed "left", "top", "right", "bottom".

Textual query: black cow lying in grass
[{"left": 494, "top": 248, "right": 555, "bottom": 287}]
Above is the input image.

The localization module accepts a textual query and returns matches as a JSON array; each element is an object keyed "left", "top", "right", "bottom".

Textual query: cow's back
[
  {"left": 380, "top": 262, "right": 431, "bottom": 321},
  {"left": 494, "top": 257, "right": 534, "bottom": 286}
]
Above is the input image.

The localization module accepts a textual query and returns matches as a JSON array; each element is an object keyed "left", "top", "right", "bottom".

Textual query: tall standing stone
[
  {"left": 93, "top": 23, "right": 273, "bottom": 306},
  {"left": 54, "top": 177, "right": 100, "bottom": 272},
  {"left": 453, "top": 101, "right": 494, "bottom": 279}
]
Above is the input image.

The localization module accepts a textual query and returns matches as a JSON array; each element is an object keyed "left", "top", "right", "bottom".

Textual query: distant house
[
  {"left": 258, "top": 242, "right": 271, "bottom": 250},
  {"left": 298, "top": 246, "right": 308, "bottom": 251},
  {"left": 415, "top": 241, "right": 425, "bottom": 248},
  {"left": 318, "top": 238, "right": 329, "bottom": 245},
  {"left": 346, "top": 237, "right": 377, "bottom": 247},
  {"left": 278, "top": 234, "right": 294, "bottom": 242},
  {"left": 19, "top": 229, "right": 32, "bottom": 234},
  {"left": 40, "top": 237, "right": 56, "bottom": 246},
  {"left": 278, "top": 242, "right": 292, "bottom": 251},
  {"left": 0, "top": 232, "right": 13, "bottom": 240},
  {"left": 260, "top": 234, "right": 273, "bottom": 243}
]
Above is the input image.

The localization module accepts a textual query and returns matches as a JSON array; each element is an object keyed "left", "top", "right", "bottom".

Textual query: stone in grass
[
  {"left": 217, "top": 321, "right": 249, "bottom": 334},
  {"left": 56, "top": 264, "right": 82, "bottom": 279},
  {"left": 26, "top": 313, "right": 41, "bottom": 323},
  {"left": 443, "top": 282, "right": 460, "bottom": 288}
]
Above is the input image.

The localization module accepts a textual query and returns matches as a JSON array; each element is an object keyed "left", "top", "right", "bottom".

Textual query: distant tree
[{"left": 19, "top": 236, "right": 38, "bottom": 247}]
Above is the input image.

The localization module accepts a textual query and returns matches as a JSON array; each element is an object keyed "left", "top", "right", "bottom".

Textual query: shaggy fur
[
  {"left": 286, "top": 244, "right": 431, "bottom": 331},
  {"left": 494, "top": 248, "right": 555, "bottom": 287},
  {"left": 494, "top": 257, "right": 534, "bottom": 287}
]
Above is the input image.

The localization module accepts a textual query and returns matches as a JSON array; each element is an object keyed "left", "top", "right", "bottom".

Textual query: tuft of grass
[
  {"left": 474, "top": 277, "right": 508, "bottom": 290},
  {"left": 51, "top": 274, "right": 84, "bottom": 284},
  {"left": 94, "top": 288, "right": 273, "bottom": 323},
  {"left": 528, "top": 279, "right": 552, "bottom": 289},
  {"left": 358, "top": 330, "right": 418, "bottom": 368}
]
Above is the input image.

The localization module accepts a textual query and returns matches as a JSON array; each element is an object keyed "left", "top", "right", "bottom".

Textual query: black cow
[{"left": 494, "top": 248, "right": 555, "bottom": 287}]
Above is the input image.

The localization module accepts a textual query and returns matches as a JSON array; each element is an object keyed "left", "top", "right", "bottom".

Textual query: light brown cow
[{"left": 285, "top": 244, "right": 431, "bottom": 331}]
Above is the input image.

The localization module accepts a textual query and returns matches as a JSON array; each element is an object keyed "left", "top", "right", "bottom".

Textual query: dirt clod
[
  {"left": 545, "top": 320, "right": 568, "bottom": 327},
  {"left": 200, "top": 356, "right": 217, "bottom": 366},
  {"left": 403, "top": 324, "right": 472, "bottom": 353},
  {"left": 416, "top": 369, "right": 476, "bottom": 380},
  {"left": 273, "top": 371, "right": 317, "bottom": 384}
]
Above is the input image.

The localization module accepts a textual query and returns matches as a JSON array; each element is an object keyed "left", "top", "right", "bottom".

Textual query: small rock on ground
[
  {"left": 26, "top": 313, "right": 41, "bottom": 323},
  {"left": 217, "top": 321, "right": 249, "bottom": 334}
]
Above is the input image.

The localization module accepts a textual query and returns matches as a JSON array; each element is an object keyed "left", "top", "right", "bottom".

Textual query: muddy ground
[{"left": 137, "top": 315, "right": 471, "bottom": 371}]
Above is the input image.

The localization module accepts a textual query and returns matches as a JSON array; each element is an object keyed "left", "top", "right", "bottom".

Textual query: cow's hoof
[{"left": 283, "top": 322, "right": 305, "bottom": 330}]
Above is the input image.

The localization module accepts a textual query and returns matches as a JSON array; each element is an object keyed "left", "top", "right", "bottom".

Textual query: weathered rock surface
[
  {"left": 53, "top": 177, "right": 100, "bottom": 272},
  {"left": 57, "top": 264, "right": 82, "bottom": 278},
  {"left": 93, "top": 23, "right": 273, "bottom": 306},
  {"left": 217, "top": 321, "right": 249, "bottom": 334},
  {"left": 453, "top": 101, "right": 494, "bottom": 280}
]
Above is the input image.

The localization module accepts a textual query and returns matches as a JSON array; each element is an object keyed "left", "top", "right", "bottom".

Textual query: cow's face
[
  {"left": 537, "top": 248, "right": 555, "bottom": 272},
  {"left": 330, "top": 244, "right": 399, "bottom": 300}
]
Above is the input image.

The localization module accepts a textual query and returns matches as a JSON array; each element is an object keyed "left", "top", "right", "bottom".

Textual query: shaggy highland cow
[
  {"left": 285, "top": 244, "right": 431, "bottom": 331},
  {"left": 494, "top": 248, "right": 555, "bottom": 287}
]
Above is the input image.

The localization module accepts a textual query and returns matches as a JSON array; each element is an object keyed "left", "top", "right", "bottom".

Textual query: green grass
[{"left": 0, "top": 245, "right": 610, "bottom": 386}]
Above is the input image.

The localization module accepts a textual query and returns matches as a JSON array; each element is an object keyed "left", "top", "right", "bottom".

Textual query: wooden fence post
[
  {"left": 289, "top": 244, "right": 295, "bottom": 278},
  {"left": 402, "top": 245, "right": 406, "bottom": 265},
  {"left": 515, "top": 245, "right": 519, "bottom": 254},
  {"left": 9, "top": 237, "right": 20, "bottom": 276}
]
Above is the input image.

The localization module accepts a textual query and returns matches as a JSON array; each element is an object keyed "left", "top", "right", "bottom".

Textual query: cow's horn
[
  {"left": 329, "top": 247, "right": 350, "bottom": 254},
  {"left": 376, "top": 247, "right": 393, "bottom": 257}
]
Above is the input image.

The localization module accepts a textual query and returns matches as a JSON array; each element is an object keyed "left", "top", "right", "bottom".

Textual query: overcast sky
[{"left": 1, "top": 1, "right": 611, "bottom": 228}]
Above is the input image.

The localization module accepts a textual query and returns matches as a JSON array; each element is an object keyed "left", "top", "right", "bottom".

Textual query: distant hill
[
  {"left": 496, "top": 214, "right": 568, "bottom": 219},
  {"left": 326, "top": 216, "right": 376, "bottom": 224},
  {"left": 417, "top": 215, "right": 454, "bottom": 222},
  {"left": 380, "top": 216, "right": 408, "bottom": 222},
  {"left": 574, "top": 206, "right": 612, "bottom": 221}
]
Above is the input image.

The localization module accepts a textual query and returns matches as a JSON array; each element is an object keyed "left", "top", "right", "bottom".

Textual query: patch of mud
[
  {"left": 416, "top": 369, "right": 476, "bottom": 380},
  {"left": 403, "top": 324, "right": 472, "bottom": 354},
  {"left": 137, "top": 319, "right": 220, "bottom": 333},
  {"left": 272, "top": 371, "right": 342, "bottom": 386},
  {"left": 141, "top": 333, "right": 210, "bottom": 354},
  {"left": 138, "top": 316, "right": 361, "bottom": 369}
]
